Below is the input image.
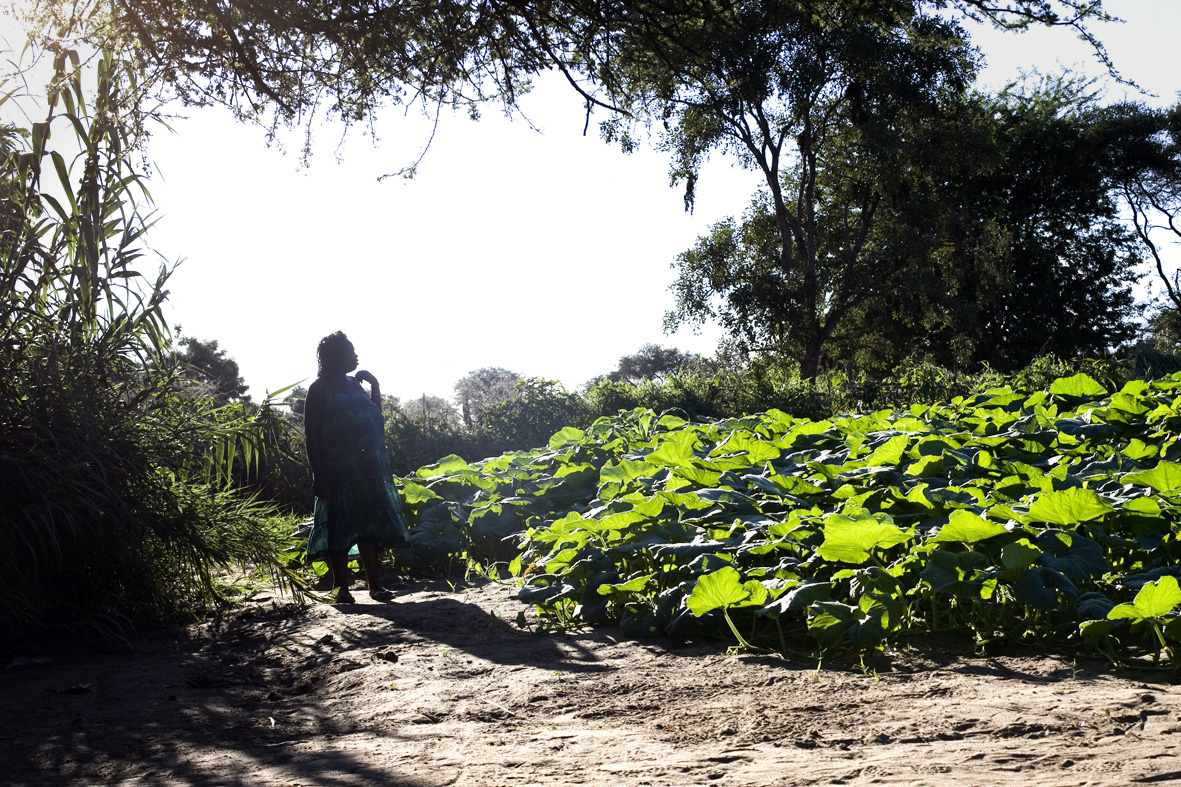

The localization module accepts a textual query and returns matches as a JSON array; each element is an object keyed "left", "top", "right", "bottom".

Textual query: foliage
[
  {"left": 454, "top": 366, "right": 520, "bottom": 429},
  {"left": 172, "top": 332, "right": 252, "bottom": 405},
  {"left": 670, "top": 75, "right": 1148, "bottom": 378},
  {"left": 20, "top": 1, "right": 1115, "bottom": 142},
  {"left": 384, "top": 405, "right": 475, "bottom": 478},
  {"left": 0, "top": 50, "right": 302, "bottom": 642},
  {"left": 477, "top": 377, "right": 591, "bottom": 455},
  {"left": 399, "top": 370, "right": 1181, "bottom": 667},
  {"left": 248, "top": 403, "right": 314, "bottom": 515},
  {"left": 596, "top": 343, "right": 700, "bottom": 386},
  {"left": 634, "top": 5, "right": 978, "bottom": 379},
  {"left": 857, "top": 80, "right": 1149, "bottom": 372}
]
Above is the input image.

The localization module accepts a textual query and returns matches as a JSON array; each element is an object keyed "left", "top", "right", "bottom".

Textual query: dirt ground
[{"left": 3, "top": 578, "right": 1181, "bottom": 787}]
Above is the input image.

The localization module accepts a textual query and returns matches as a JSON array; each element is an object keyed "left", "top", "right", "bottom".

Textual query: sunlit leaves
[
  {"left": 1109, "top": 576, "right": 1181, "bottom": 622},
  {"left": 1025, "top": 488, "right": 1114, "bottom": 526},
  {"left": 686, "top": 567, "right": 766, "bottom": 616},
  {"left": 1125, "top": 462, "right": 1181, "bottom": 495},
  {"left": 932, "top": 510, "right": 1007, "bottom": 544},
  {"left": 816, "top": 512, "right": 912, "bottom": 564},
  {"left": 1048, "top": 373, "right": 1108, "bottom": 400},
  {"left": 403, "top": 373, "right": 1181, "bottom": 662}
]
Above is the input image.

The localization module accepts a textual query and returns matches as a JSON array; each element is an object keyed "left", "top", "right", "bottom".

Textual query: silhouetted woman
[{"left": 304, "top": 331, "right": 408, "bottom": 602}]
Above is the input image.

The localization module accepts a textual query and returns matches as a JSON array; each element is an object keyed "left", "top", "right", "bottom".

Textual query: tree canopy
[
  {"left": 174, "top": 334, "right": 251, "bottom": 405},
  {"left": 646, "top": 4, "right": 979, "bottom": 377},
  {"left": 21, "top": 0, "right": 1115, "bottom": 136},
  {"left": 607, "top": 344, "right": 699, "bottom": 385},
  {"left": 454, "top": 366, "right": 520, "bottom": 428},
  {"left": 800, "top": 80, "right": 1156, "bottom": 373},
  {"left": 12, "top": 0, "right": 1152, "bottom": 383}
]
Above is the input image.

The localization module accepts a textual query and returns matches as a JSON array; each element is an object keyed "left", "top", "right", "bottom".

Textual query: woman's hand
[{"left": 354, "top": 369, "right": 382, "bottom": 408}]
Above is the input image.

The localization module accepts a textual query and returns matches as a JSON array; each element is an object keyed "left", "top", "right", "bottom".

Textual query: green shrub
[{"left": 0, "top": 51, "right": 300, "bottom": 643}]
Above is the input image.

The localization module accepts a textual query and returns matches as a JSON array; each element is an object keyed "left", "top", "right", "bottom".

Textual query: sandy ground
[{"left": 3, "top": 578, "right": 1181, "bottom": 787}]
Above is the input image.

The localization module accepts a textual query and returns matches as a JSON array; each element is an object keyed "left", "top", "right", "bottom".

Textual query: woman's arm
[
  {"left": 354, "top": 369, "right": 382, "bottom": 413},
  {"left": 304, "top": 380, "right": 329, "bottom": 498}
]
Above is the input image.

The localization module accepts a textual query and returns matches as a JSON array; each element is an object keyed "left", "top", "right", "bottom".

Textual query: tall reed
[{"left": 0, "top": 49, "right": 301, "bottom": 644}]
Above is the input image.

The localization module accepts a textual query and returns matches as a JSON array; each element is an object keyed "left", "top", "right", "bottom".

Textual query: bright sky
[{"left": 2, "top": 2, "right": 1179, "bottom": 405}]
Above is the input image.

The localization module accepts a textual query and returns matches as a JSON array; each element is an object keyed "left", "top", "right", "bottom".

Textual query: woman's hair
[{"left": 316, "top": 331, "right": 352, "bottom": 378}]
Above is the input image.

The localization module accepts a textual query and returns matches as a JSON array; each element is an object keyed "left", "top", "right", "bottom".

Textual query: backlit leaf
[
  {"left": 932, "top": 510, "right": 1008, "bottom": 544},
  {"left": 1049, "top": 374, "right": 1107, "bottom": 399},
  {"left": 1124, "top": 462, "right": 1181, "bottom": 495},
  {"left": 686, "top": 566, "right": 749, "bottom": 616},
  {"left": 1025, "top": 487, "right": 1113, "bottom": 525},
  {"left": 1108, "top": 576, "right": 1181, "bottom": 621},
  {"left": 816, "top": 512, "right": 912, "bottom": 564}
]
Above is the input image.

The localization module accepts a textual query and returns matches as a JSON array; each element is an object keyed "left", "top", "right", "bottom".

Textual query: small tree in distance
[
  {"left": 398, "top": 393, "right": 463, "bottom": 430},
  {"left": 609, "top": 344, "right": 700, "bottom": 385},
  {"left": 454, "top": 367, "right": 521, "bottom": 429},
  {"left": 174, "top": 331, "right": 251, "bottom": 406}
]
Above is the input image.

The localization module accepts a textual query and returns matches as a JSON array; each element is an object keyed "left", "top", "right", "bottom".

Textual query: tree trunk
[{"left": 801, "top": 332, "right": 824, "bottom": 381}]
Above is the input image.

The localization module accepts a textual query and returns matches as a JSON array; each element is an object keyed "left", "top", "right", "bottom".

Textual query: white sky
[{"left": 2, "top": 1, "right": 1180, "bottom": 404}]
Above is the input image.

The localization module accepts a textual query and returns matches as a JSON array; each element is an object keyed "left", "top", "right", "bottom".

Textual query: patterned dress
[{"left": 307, "top": 386, "right": 409, "bottom": 559}]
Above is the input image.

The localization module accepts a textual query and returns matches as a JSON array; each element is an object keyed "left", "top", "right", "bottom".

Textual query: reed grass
[{"left": 0, "top": 48, "right": 304, "bottom": 645}]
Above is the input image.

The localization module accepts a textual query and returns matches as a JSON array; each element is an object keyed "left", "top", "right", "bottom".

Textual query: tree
[
  {"left": 1110, "top": 102, "right": 1181, "bottom": 312},
  {"left": 174, "top": 333, "right": 251, "bottom": 405},
  {"left": 646, "top": 5, "right": 977, "bottom": 378},
  {"left": 285, "top": 384, "right": 307, "bottom": 417},
  {"left": 20, "top": 1, "right": 1115, "bottom": 146},
  {"left": 396, "top": 393, "right": 463, "bottom": 430},
  {"left": 666, "top": 73, "right": 1156, "bottom": 376},
  {"left": 477, "top": 377, "right": 588, "bottom": 453},
  {"left": 454, "top": 367, "right": 520, "bottom": 429},
  {"left": 608, "top": 344, "right": 699, "bottom": 384},
  {"left": 844, "top": 80, "right": 1147, "bottom": 372}
]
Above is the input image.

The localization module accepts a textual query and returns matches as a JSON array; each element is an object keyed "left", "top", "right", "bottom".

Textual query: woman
[{"left": 304, "top": 331, "right": 409, "bottom": 602}]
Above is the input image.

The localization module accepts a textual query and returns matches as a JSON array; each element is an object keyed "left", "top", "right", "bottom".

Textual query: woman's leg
[
  {"left": 328, "top": 554, "right": 352, "bottom": 595},
  {"left": 357, "top": 541, "right": 391, "bottom": 599}
]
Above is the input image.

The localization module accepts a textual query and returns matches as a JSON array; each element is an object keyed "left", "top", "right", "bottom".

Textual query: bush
[
  {"left": 0, "top": 51, "right": 299, "bottom": 643},
  {"left": 477, "top": 378, "right": 592, "bottom": 455}
]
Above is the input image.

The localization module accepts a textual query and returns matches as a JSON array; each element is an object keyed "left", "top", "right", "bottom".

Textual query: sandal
[
  {"left": 333, "top": 587, "right": 355, "bottom": 604},
  {"left": 369, "top": 587, "right": 394, "bottom": 602}
]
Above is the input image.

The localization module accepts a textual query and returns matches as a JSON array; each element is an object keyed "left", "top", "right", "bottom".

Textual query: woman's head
[{"left": 316, "top": 331, "right": 356, "bottom": 378}]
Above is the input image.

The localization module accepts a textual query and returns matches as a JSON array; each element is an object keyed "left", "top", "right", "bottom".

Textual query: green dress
[{"left": 308, "top": 386, "right": 409, "bottom": 559}]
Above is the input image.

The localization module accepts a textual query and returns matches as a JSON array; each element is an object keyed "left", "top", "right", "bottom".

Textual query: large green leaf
[
  {"left": 597, "top": 573, "right": 655, "bottom": 595},
  {"left": 400, "top": 481, "right": 442, "bottom": 505},
  {"left": 932, "top": 510, "right": 1008, "bottom": 544},
  {"left": 921, "top": 549, "right": 990, "bottom": 594},
  {"left": 806, "top": 598, "right": 889, "bottom": 650},
  {"left": 1048, "top": 374, "right": 1107, "bottom": 399},
  {"left": 1036, "top": 530, "right": 1106, "bottom": 579},
  {"left": 686, "top": 566, "right": 749, "bottom": 616},
  {"left": 600, "top": 458, "right": 658, "bottom": 486},
  {"left": 816, "top": 512, "right": 912, "bottom": 564},
  {"left": 648, "top": 430, "right": 700, "bottom": 467},
  {"left": 860, "top": 435, "right": 909, "bottom": 468},
  {"left": 759, "top": 580, "right": 832, "bottom": 618},
  {"left": 1108, "top": 576, "right": 1181, "bottom": 621},
  {"left": 548, "top": 426, "right": 586, "bottom": 447},
  {"left": 1000, "top": 538, "right": 1041, "bottom": 574},
  {"left": 1076, "top": 592, "right": 1116, "bottom": 621},
  {"left": 1025, "top": 487, "right": 1113, "bottom": 525},
  {"left": 1013, "top": 567, "right": 1078, "bottom": 610},
  {"left": 416, "top": 453, "right": 471, "bottom": 479},
  {"left": 1124, "top": 462, "right": 1181, "bottom": 495}
]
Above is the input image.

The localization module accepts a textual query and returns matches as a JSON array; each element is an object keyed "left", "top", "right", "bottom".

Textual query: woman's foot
[
  {"left": 369, "top": 587, "right": 394, "bottom": 602},
  {"left": 332, "top": 587, "right": 355, "bottom": 604}
]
